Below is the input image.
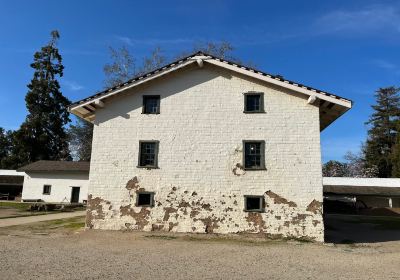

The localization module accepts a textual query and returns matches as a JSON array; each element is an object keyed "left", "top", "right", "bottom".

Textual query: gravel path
[
  {"left": 0, "top": 211, "right": 86, "bottom": 227},
  {"left": 0, "top": 230, "right": 399, "bottom": 280}
]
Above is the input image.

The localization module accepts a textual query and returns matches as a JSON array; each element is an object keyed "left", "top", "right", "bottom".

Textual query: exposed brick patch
[
  {"left": 291, "top": 214, "right": 310, "bottom": 225},
  {"left": 126, "top": 177, "right": 140, "bottom": 191},
  {"left": 245, "top": 212, "right": 266, "bottom": 232},
  {"left": 265, "top": 191, "right": 297, "bottom": 207},
  {"left": 306, "top": 199, "right": 323, "bottom": 214},
  {"left": 86, "top": 194, "right": 111, "bottom": 229},
  {"left": 163, "top": 207, "right": 177, "bottom": 221},
  {"left": 119, "top": 204, "right": 150, "bottom": 230}
]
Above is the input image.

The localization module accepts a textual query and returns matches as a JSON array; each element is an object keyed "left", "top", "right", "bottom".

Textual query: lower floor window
[
  {"left": 43, "top": 185, "right": 51, "bottom": 195},
  {"left": 244, "top": 195, "right": 264, "bottom": 212},
  {"left": 136, "top": 192, "right": 155, "bottom": 207}
]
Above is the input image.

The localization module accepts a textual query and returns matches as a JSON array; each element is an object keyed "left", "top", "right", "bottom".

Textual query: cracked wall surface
[{"left": 87, "top": 64, "right": 324, "bottom": 242}]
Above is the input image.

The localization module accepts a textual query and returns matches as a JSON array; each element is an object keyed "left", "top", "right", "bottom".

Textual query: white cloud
[
  {"left": 371, "top": 59, "right": 397, "bottom": 70},
  {"left": 315, "top": 5, "right": 400, "bottom": 35},
  {"left": 62, "top": 80, "right": 84, "bottom": 91}
]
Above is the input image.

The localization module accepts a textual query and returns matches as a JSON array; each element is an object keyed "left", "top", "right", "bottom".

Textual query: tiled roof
[{"left": 69, "top": 51, "right": 351, "bottom": 108}]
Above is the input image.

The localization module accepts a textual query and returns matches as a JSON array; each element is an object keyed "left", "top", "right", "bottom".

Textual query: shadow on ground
[{"left": 324, "top": 214, "right": 400, "bottom": 244}]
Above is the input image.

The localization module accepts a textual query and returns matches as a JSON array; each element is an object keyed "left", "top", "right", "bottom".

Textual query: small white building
[{"left": 19, "top": 161, "right": 89, "bottom": 203}]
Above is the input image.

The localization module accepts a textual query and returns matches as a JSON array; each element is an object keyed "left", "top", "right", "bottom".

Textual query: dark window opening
[
  {"left": 243, "top": 141, "right": 265, "bottom": 170},
  {"left": 143, "top": 95, "right": 160, "bottom": 114},
  {"left": 244, "top": 92, "right": 264, "bottom": 113},
  {"left": 138, "top": 141, "right": 159, "bottom": 168},
  {"left": 136, "top": 192, "right": 154, "bottom": 207},
  {"left": 244, "top": 196, "right": 264, "bottom": 212},
  {"left": 43, "top": 185, "right": 51, "bottom": 195}
]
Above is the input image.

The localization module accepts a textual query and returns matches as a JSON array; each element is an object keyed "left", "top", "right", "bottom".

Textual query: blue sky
[{"left": 1, "top": 0, "right": 399, "bottom": 162}]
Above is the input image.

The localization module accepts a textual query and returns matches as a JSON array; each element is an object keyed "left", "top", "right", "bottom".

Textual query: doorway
[{"left": 70, "top": 187, "right": 80, "bottom": 203}]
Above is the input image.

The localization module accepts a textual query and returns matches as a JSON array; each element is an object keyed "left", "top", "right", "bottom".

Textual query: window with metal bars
[
  {"left": 143, "top": 95, "right": 160, "bottom": 114},
  {"left": 244, "top": 92, "right": 264, "bottom": 113}
]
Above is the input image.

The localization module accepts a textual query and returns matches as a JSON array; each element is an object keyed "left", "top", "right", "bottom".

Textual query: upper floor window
[
  {"left": 143, "top": 95, "right": 160, "bottom": 114},
  {"left": 43, "top": 185, "right": 51, "bottom": 195},
  {"left": 244, "top": 92, "right": 264, "bottom": 113},
  {"left": 138, "top": 141, "right": 159, "bottom": 168},
  {"left": 243, "top": 140, "right": 265, "bottom": 170}
]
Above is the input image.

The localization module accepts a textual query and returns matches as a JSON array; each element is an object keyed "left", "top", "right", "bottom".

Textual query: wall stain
[{"left": 232, "top": 163, "right": 246, "bottom": 176}]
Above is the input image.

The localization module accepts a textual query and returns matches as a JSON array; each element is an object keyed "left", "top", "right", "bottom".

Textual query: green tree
[
  {"left": 68, "top": 119, "right": 93, "bottom": 161},
  {"left": 364, "top": 87, "right": 400, "bottom": 177},
  {"left": 0, "top": 127, "right": 12, "bottom": 168},
  {"left": 392, "top": 131, "right": 400, "bottom": 177},
  {"left": 322, "top": 160, "right": 348, "bottom": 177},
  {"left": 12, "top": 30, "right": 71, "bottom": 167}
]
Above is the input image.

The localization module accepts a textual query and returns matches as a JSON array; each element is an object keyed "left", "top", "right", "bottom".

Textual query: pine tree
[
  {"left": 322, "top": 160, "right": 348, "bottom": 177},
  {"left": 392, "top": 130, "right": 400, "bottom": 177},
  {"left": 0, "top": 127, "right": 12, "bottom": 168},
  {"left": 364, "top": 87, "right": 400, "bottom": 177},
  {"left": 12, "top": 30, "right": 71, "bottom": 167}
]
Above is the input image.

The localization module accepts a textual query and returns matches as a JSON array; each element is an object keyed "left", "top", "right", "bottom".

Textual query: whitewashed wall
[
  {"left": 22, "top": 172, "right": 89, "bottom": 203},
  {"left": 87, "top": 64, "right": 324, "bottom": 241}
]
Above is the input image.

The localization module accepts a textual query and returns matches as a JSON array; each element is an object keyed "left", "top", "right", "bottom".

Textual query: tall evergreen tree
[
  {"left": 364, "top": 87, "right": 400, "bottom": 177},
  {"left": 12, "top": 30, "right": 71, "bottom": 167},
  {"left": 0, "top": 127, "right": 12, "bottom": 168},
  {"left": 392, "top": 129, "right": 400, "bottom": 177}
]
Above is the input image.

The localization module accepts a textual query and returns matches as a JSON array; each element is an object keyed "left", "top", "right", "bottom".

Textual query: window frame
[
  {"left": 242, "top": 140, "right": 266, "bottom": 170},
  {"left": 136, "top": 191, "right": 155, "bottom": 207},
  {"left": 244, "top": 195, "right": 265, "bottom": 212},
  {"left": 43, "top": 184, "right": 51, "bottom": 195},
  {"left": 243, "top": 92, "right": 265, "bottom": 113},
  {"left": 137, "top": 140, "right": 159, "bottom": 169},
  {"left": 142, "top": 95, "right": 160, "bottom": 114}
]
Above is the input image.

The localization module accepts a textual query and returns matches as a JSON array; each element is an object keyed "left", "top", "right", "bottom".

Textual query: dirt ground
[{"left": 0, "top": 215, "right": 399, "bottom": 280}]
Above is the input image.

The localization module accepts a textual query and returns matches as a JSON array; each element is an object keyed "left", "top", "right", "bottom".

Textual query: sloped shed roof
[{"left": 18, "top": 160, "right": 90, "bottom": 173}]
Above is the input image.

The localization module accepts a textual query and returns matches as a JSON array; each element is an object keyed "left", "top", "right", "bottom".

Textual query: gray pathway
[{"left": 0, "top": 211, "right": 86, "bottom": 227}]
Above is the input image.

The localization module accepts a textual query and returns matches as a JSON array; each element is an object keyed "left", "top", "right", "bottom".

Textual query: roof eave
[{"left": 69, "top": 52, "right": 352, "bottom": 128}]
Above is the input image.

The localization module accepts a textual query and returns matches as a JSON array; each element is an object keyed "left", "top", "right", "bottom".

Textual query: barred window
[
  {"left": 244, "top": 92, "right": 264, "bottom": 113},
  {"left": 143, "top": 96, "right": 160, "bottom": 114}
]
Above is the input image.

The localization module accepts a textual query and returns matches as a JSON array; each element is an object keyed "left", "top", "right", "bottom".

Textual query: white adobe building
[
  {"left": 69, "top": 52, "right": 352, "bottom": 241},
  {"left": 19, "top": 161, "right": 89, "bottom": 203}
]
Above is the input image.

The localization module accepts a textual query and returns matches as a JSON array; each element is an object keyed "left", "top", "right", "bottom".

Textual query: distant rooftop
[
  {"left": 323, "top": 177, "right": 400, "bottom": 197},
  {"left": 17, "top": 160, "right": 90, "bottom": 173},
  {"left": 323, "top": 177, "right": 400, "bottom": 188}
]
